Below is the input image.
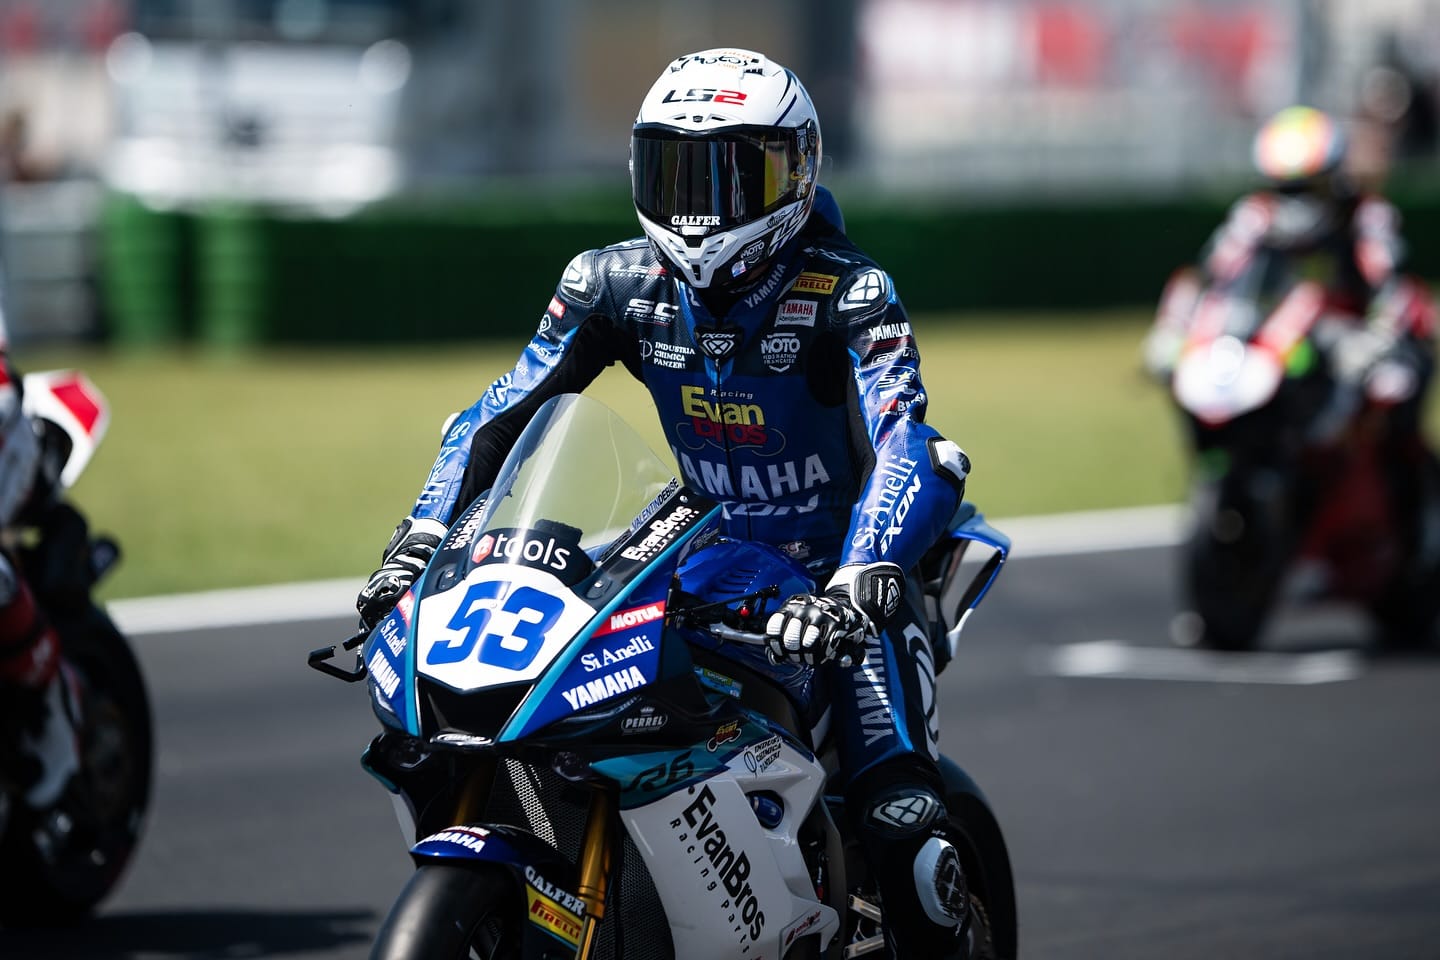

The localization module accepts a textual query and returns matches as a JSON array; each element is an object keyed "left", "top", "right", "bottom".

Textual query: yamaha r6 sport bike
[
  {"left": 0, "top": 371, "right": 152, "bottom": 926},
  {"left": 312, "top": 393, "right": 1016, "bottom": 960},
  {"left": 1158, "top": 255, "right": 1440, "bottom": 651}
]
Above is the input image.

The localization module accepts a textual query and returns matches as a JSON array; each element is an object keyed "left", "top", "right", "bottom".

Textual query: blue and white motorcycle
[{"left": 311, "top": 393, "right": 1015, "bottom": 960}]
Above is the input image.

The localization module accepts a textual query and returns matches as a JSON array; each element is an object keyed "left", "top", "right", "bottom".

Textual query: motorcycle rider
[
  {"left": 0, "top": 282, "right": 79, "bottom": 809},
  {"left": 1144, "top": 105, "right": 1437, "bottom": 583},
  {"left": 357, "top": 48, "right": 975, "bottom": 958}
]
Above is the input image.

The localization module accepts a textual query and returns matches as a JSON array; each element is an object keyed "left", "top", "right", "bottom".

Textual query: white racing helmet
[{"left": 630, "top": 49, "right": 821, "bottom": 290}]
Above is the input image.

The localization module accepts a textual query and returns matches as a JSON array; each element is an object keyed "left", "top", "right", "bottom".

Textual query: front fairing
[
  {"left": 1173, "top": 333, "right": 1286, "bottom": 424},
  {"left": 1172, "top": 267, "right": 1334, "bottom": 460},
  {"left": 362, "top": 394, "right": 721, "bottom": 743}
]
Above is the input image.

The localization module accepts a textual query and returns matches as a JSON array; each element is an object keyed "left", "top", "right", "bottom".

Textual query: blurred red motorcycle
[
  {"left": 0, "top": 371, "right": 152, "bottom": 926},
  {"left": 1152, "top": 253, "right": 1440, "bottom": 651}
]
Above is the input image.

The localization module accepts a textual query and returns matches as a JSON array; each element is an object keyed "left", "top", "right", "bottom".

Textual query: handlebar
[
  {"left": 669, "top": 587, "right": 777, "bottom": 635},
  {"left": 703, "top": 622, "right": 769, "bottom": 645},
  {"left": 671, "top": 586, "right": 869, "bottom": 667},
  {"left": 311, "top": 585, "right": 867, "bottom": 682},
  {"left": 308, "top": 628, "right": 369, "bottom": 683}
]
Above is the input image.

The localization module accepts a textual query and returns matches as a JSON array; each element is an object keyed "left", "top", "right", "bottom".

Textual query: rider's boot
[
  {"left": 0, "top": 578, "right": 80, "bottom": 809},
  {"left": 851, "top": 769, "right": 971, "bottom": 959}
]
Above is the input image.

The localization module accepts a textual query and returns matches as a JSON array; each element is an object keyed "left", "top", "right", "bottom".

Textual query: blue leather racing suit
[{"left": 405, "top": 192, "right": 968, "bottom": 785}]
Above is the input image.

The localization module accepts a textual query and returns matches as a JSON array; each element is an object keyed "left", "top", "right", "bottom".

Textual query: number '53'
[{"left": 425, "top": 580, "right": 564, "bottom": 671}]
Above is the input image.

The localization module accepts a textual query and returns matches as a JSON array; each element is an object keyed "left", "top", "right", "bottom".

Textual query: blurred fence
[
  {"left": 96, "top": 181, "right": 1440, "bottom": 347},
  {"left": 6, "top": 0, "right": 1440, "bottom": 345}
]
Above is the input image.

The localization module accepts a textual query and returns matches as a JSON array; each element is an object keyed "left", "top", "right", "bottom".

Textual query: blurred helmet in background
[
  {"left": 630, "top": 48, "right": 821, "bottom": 290},
  {"left": 1251, "top": 106, "right": 1352, "bottom": 249}
]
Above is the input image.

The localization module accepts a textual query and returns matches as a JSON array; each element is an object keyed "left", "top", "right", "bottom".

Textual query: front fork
[
  {"left": 574, "top": 787, "right": 616, "bottom": 960},
  {"left": 449, "top": 761, "right": 618, "bottom": 960}
]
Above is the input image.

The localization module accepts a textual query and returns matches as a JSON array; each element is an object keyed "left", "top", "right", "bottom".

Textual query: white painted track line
[
  {"left": 108, "top": 504, "right": 1189, "bottom": 636},
  {"left": 110, "top": 577, "right": 362, "bottom": 635},
  {"left": 1043, "top": 639, "right": 1365, "bottom": 685},
  {"left": 998, "top": 504, "right": 1187, "bottom": 558}
]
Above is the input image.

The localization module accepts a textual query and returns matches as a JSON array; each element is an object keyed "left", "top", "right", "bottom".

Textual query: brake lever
[
  {"left": 307, "top": 629, "right": 369, "bottom": 683},
  {"left": 672, "top": 586, "right": 781, "bottom": 628}
]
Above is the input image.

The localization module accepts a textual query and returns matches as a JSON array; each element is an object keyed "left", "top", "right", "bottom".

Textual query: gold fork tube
[
  {"left": 450, "top": 756, "right": 497, "bottom": 825},
  {"left": 575, "top": 918, "right": 601, "bottom": 960},
  {"left": 573, "top": 787, "right": 615, "bottom": 960}
]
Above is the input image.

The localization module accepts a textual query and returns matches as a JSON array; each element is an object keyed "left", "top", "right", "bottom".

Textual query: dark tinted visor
[
  {"left": 1272, "top": 171, "right": 1340, "bottom": 197},
  {"left": 632, "top": 123, "right": 814, "bottom": 231}
]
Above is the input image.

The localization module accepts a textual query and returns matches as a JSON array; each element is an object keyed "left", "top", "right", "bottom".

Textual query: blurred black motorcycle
[{"left": 0, "top": 371, "right": 152, "bottom": 926}]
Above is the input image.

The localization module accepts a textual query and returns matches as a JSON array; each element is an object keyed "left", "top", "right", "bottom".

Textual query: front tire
[
  {"left": 0, "top": 608, "right": 153, "bottom": 927},
  {"left": 1183, "top": 480, "right": 1292, "bottom": 651},
  {"left": 371, "top": 864, "right": 524, "bottom": 960}
]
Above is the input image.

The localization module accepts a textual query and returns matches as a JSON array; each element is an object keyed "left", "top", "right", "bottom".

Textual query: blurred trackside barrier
[{"left": 96, "top": 187, "right": 1440, "bottom": 347}]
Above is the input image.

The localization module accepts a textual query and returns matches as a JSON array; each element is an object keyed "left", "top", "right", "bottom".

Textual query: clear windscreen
[
  {"left": 1219, "top": 247, "right": 1299, "bottom": 337},
  {"left": 477, "top": 394, "right": 678, "bottom": 554}
]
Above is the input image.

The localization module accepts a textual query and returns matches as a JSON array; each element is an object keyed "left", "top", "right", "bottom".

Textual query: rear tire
[
  {"left": 371, "top": 864, "right": 524, "bottom": 960},
  {"left": 1370, "top": 571, "right": 1440, "bottom": 651},
  {"left": 947, "top": 797, "right": 1016, "bottom": 960},
  {"left": 842, "top": 789, "right": 1017, "bottom": 960},
  {"left": 1370, "top": 449, "right": 1440, "bottom": 651}
]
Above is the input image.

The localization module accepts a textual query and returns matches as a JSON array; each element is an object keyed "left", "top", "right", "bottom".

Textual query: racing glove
[
  {"left": 765, "top": 590, "right": 867, "bottom": 666},
  {"left": 1332, "top": 326, "right": 1395, "bottom": 387},
  {"left": 765, "top": 563, "right": 905, "bottom": 667},
  {"left": 356, "top": 517, "right": 448, "bottom": 628},
  {"left": 1333, "top": 325, "right": 1421, "bottom": 405}
]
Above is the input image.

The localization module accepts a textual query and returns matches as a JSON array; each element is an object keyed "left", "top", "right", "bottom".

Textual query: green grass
[{"left": 13, "top": 310, "right": 1305, "bottom": 598}]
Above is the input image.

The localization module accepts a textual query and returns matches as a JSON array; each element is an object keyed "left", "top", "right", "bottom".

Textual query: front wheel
[
  {"left": 0, "top": 608, "right": 153, "bottom": 927},
  {"left": 1183, "top": 479, "right": 1292, "bottom": 651},
  {"left": 371, "top": 864, "right": 524, "bottom": 960}
]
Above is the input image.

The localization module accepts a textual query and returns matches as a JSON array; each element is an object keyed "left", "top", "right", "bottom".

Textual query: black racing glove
[
  {"left": 764, "top": 562, "right": 908, "bottom": 667},
  {"left": 766, "top": 578, "right": 875, "bottom": 667},
  {"left": 356, "top": 517, "right": 448, "bottom": 629},
  {"left": 765, "top": 587, "right": 869, "bottom": 667}
]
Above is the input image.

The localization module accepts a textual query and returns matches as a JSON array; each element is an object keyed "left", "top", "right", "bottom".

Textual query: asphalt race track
[{"left": 2, "top": 544, "right": 1437, "bottom": 959}]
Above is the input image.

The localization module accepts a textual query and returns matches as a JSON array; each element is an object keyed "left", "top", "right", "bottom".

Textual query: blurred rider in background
[
  {"left": 0, "top": 277, "right": 78, "bottom": 810},
  {"left": 356, "top": 48, "right": 976, "bottom": 959},
  {"left": 1144, "top": 104, "right": 1437, "bottom": 567}
]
